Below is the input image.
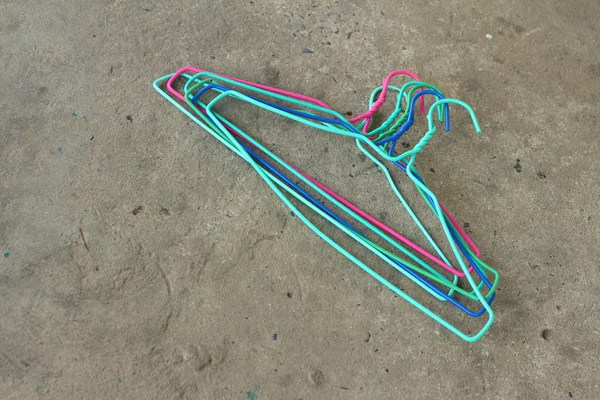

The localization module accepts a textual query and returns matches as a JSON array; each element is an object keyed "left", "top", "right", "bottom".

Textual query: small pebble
[
  {"left": 486, "top": 34, "right": 493, "bottom": 40},
  {"left": 541, "top": 329, "right": 552, "bottom": 341}
]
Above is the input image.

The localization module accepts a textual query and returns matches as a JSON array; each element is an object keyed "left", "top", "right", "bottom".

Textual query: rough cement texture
[{"left": 1, "top": 0, "right": 599, "bottom": 398}]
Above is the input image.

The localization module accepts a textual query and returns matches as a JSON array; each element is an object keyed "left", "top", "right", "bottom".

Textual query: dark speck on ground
[
  {"left": 537, "top": 171, "right": 546, "bottom": 179},
  {"left": 514, "top": 159, "right": 522, "bottom": 172}
]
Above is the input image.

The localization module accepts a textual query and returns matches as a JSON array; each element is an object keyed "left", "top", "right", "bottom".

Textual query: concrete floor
[{"left": 1, "top": 0, "right": 599, "bottom": 398}]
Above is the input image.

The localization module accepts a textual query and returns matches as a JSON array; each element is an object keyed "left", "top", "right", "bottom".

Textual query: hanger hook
[
  {"left": 427, "top": 99, "right": 480, "bottom": 133},
  {"left": 349, "top": 70, "right": 425, "bottom": 127},
  {"left": 375, "top": 89, "right": 449, "bottom": 149},
  {"left": 404, "top": 99, "right": 480, "bottom": 157}
]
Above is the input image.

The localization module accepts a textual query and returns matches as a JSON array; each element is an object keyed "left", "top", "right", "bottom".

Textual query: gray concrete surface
[{"left": 1, "top": 0, "right": 599, "bottom": 398}]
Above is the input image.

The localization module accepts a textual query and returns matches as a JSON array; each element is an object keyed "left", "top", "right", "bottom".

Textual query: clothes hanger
[{"left": 153, "top": 69, "right": 499, "bottom": 340}]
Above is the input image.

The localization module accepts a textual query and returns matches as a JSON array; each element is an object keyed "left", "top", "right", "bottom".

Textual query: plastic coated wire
[
  {"left": 156, "top": 69, "right": 502, "bottom": 338},
  {"left": 349, "top": 70, "right": 426, "bottom": 131},
  {"left": 154, "top": 74, "right": 496, "bottom": 341}
]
